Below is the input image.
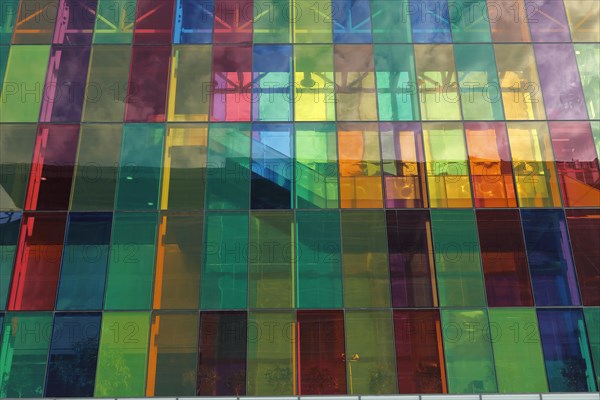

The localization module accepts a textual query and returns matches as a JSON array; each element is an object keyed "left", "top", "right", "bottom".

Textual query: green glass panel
[
  {"left": 449, "top": 0, "right": 492, "bottom": 42},
  {"left": 294, "top": 0, "right": 332, "bottom": 43},
  {"left": 431, "top": 210, "right": 486, "bottom": 306},
  {"left": 94, "top": 0, "right": 136, "bottom": 43},
  {"left": 0, "top": 45, "right": 50, "bottom": 122},
  {"left": 201, "top": 211, "right": 248, "bottom": 310},
  {"left": 0, "top": 46, "right": 8, "bottom": 88},
  {"left": 441, "top": 309, "right": 498, "bottom": 394},
  {"left": 95, "top": 311, "right": 150, "bottom": 397},
  {"left": 104, "top": 212, "right": 157, "bottom": 310},
  {"left": 116, "top": 124, "right": 165, "bottom": 211},
  {"left": 205, "top": 123, "right": 251, "bottom": 210},
  {"left": 293, "top": 45, "right": 336, "bottom": 122},
  {"left": 71, "top": 124, "right": 122, "bottom": 211},
  {"left": 168, "top": 46, "right": 211, "bottom": 122},
  {"left": 0, "top": 124, "right": 36, "bottom": 210},
  {"left": 249, "top": 211, "right": 294, "bottom": 309},
  {"left": 0, "top": 213, "right": 20, "bottom": 309},
  {"left": 488, "top": 308, "right": 548, "bottom": 392},
  {"left": 592, "top": 121, "right": 600, "bottom": 164},
  {"left": 247, "top": 311, "right": 295, "bottom": 395},
  {"left": 82, "top": 45, "right": 131, "bottom": 122},
  {"left": 0, "top": 0, "right": 19, "bottom": 45},
  {"left": 344, "top": 310, "right": 397, "bottom": 394},
  {"left": 574, "top": 43, "right": 600, "bottom": 120},
  {"left": 0, "top": 313, "right": 53, "bottom": 397},
  {"left": 454, "top": 44, "right": 504, "bottom": 121},
  {"left": 295, "top": 123, "right": 338, "bottom": 209},
  {"left": 585, "top": 307, "right": 600, "bottom": 388},
  {"left": 374, "top": 44, "right": 420, "bottom": 121},
  {"left": 296, "top": 210, "right": 342, "bottom": 308},
  {"left": 254, "top": 0, "right": 291, "bottom": 43},
  {"left": 341, "top": 210, "right": 391, "bottom": 308},
  {"left": 370, "top": 0, "right": 411, "bottom": 43}
]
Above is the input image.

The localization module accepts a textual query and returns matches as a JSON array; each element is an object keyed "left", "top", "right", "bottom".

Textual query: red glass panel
[
  {"left": 566, "top": 209, "right": 600, "bottom": 306},
  {"left": 210, "top": 45, "right": 252, "bottom": 122},
  {"left": 125, "top": 46, "right": 171, "bottom": 122},
  {"left": 25, "top": 124, "right": 79, "bottom": 211},
  {"left": 477, "top": 209, "right": 534, "bottom": 307},
  {"left": 213, "top": 0, "right": 253, "bottom": 43},
  {"left": 394, "top": 309, "right": 446, "bottom": 394},
  {"left": 133, "top": 0, "right": 175, "bottom": 44},
  {"left": 8, "top": 213, "right": 67, "bottom": 310},
  {"left": 297, "top": 310, "right": 346, "bottom": 395}
]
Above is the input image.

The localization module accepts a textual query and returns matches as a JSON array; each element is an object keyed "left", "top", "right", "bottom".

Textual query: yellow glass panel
[{"left": 564, "top": 0, "right": 600, "bottom": 42}]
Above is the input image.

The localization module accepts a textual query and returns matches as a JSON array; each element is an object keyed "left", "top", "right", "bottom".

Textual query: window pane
[
  {"left": 476, "top": 209, "right": 533, "bottom": 307},
  {"left": 295, "top": 123, "right": 339, "bottom": 209},
  {"left": 174, "top": 0, "right": 213, "bottom": 43},
  {"left": 294, "top": 45, "right": 335, "bottom": 121},
  {"left": 168, "top": 45, "right": 211, "bottom": 122},
  {"left": 45, "top": 313, "right": 101, "bottom": 397},
  {"left": 488, "top": 308, "right": 548, "bottom": 392},
  {"left": 252, "top": 45, "right": 293, "bottom": 122},
  {"left": 95, "top": 311, "right": 151, "bottom": 396},
  {"left": 56, "top": 213, "right": 112, "bottom": 310},
  {"left": 253, "top": 0, "right": 291, "bottom": 43},
  {"left": 213, "top": 0, "right": 252, "bottom": 43},
  {"left": 93, "top": 0, "right": 136, "bottom": 43},
  {"left": 53, "top": 0, "right": 98, "bottom": 45},
  {"left": 332, "top": 0, "right": 372, "bottom": 43},
  {"left": 71, "top": 124, "right": 122, "bottom": 211},
  {"left": 116, "top": 123, "right": 165, "bottom": 211},
  {"left": 449, "top": 0, "right": 491, "bottom": 42},
  {"left": 297, "top": 310, "right": 346, "bottom": 395},
  {"left": 411, "top": 0, "right": 452, "bottom": 43},
  {"left": 341, "top": 210, "right": 390, "bottom": 308},
  {"left": 201, "top": 211, "right": 248, "bottom": 309},
  {"left": 294, "top": 0, "right": 332, "bottom": 43},
  {"left": 8, "top": 212, "right": 67, "bottom": 310},
  {"left": 526, "top": 0, "right": 570, "bottom": 42},
  {"left": 0, "top": 213, "right": 21, "bottom": 310},
  {"left": 344, "top": 310, "right": 397, "bottom": 394},
  {"left": 133, "top": 0, "right": 175, "bottom": 44},
  {"left": 0, "top": 313, "right": 53, "bottom": 397},
  {"left": 566, "top": 210, "right": 600, "bottom": 306},
  {"left": 441, "top": 309, "right": 497, "bottom": 394},
  {"left": 564, "top": 0, "right": 600, "bottom": 42},
  {"left": 507, "top": 121, "right": 561, "bottom": 208},
  {"left": 370, "top": 0, "right": 411, "bottom": 43},
  {"left": 161, "top": 124, "right": 208, "bottom": 210},
  {"left": 249, "top": 211, "right": 294, "bottom": 308},
  {"left": 104, "top": 212, "right": 157, "bottom": 310},
  {"left": 197, "top": 311, "right": 247, "bottom": 395},
  {"left": 574, "top": 44, "right": 600, "bottom": 120},
  {"left": 488, "top": 0, "right": 531, "bottom": 42},
  {"left": 521, "top": 209, "right": 580, "bottom": 306},
  {"left": 205, "top": 123, "right": 251, "bottom": 210},
  {"left": 431, "top": 209, "right": 486, "bottom": 307},
  {"left": 334, "top": 44, "right": 377, "bottom": 121},
  {"left": 386, "top": 210, "right": 436, "bottom": 308},
  {"left": 374, "top": 44, "right": 419, "bottom": 121},
  {"left": 146, "top": 312, "right": 199, "bottom": 396},
  {"left": 153, "top": 213, "right": 203, "bottom": 310},
  {"left": 0, "top": 124, "right": 36, "bottom": 210},
  {"left": 247, "top": 311, "right": 295, "bottom": 395},
  {"left": 0, "top": 45, "right": 50, "bottom": 122},
  {"left": 296, "top": 210, "right": 342, "bottom": 309},
  {"left": 394, "top": 309, "right": 446, "bottom": 394},
  {"left": 423, "top": 122, "right": 473, "bottom": 208},
  {"left": 465, "top": 122, "right": 517, "bottom": 208},
  {"left": 414, "top": 45, "right": 462, "bottom": 120},
  {"left": 211, "top": 45, "right": 252, "bottom": 121},
  {"left": 12, "top": 0, "right": 59, "bottom": 43},
  {"left": 0, "top": 0, "right": 19, "bottom": 44},
  {"left": 584, "top": 307, "right": 600, "bottom": 388}
]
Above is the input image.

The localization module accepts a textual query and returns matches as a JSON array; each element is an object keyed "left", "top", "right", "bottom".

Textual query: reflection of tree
[
  {"left": 368, "top": 365, "right": 395, "bottom": 394},
  {"left": 196, "top": 366, "right": 216, "bottom": 395},
  {"left": 415, "top": 362, "right": 442, "bottom": 393},
  {"left": 304, "top": 367, "right": 338, "bottom": 394},
  {"left": 561, "top": 357, "right": 588, "bottom": 391},
  {"left": 94, "top": 350, "right": 133, "bottom": 396},
  {"left": 2, "top": 367, "right": 44, "bottom": 398},
  {"left": 48, "top": 337, "right": 98, "bottom": 396},
  {"left": 226, "top": 370, "right": 245, "bottom": 395},
  {"left": 264, "top": 366, "right": 292, "bottom": 394}
]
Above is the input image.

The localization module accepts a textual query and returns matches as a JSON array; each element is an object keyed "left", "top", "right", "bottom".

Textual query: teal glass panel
[
  {"left": 0, "top": 124, "right": 36, "bottom": 210},
  {"left": 449, "top": 0, "right": 492, "bottom": 42},
  {"left": 206, "top": 123, "right": 251, "bottom": 210},
  {"left": 441, "top": 308, "right": 498, "bottom": 394},
  {"left": 0, "top": 313, "right": 53, "bottom": 397},
  {"left": 374, "top": 44, "right": 420, "bottom": 121},
  {"left": 104, "top": 212, "right": 157, "bottom": 310},
  {"left": 0, "top": 213, "right": 20, "bottom": 310},
  {"left": 295, "top": 123, "right": 339, "bottom": 209},
  {"left": 574, "top": 43, "right": 600, "bottom": 120},
  {"left": 585, "top": 307, "right": 600, "bottom": 388},
  {"left": 370, "top": 0, "right": 412, "bottom": 43},
  {"left": 201, "top": 211, "right": 248, "bottom": 310},
  {"left": 431, "top": 210, "right": 486, "bottom": 307},
  {"left": 454, "top": 44, "right": 504, "bottom": 120},
  {"left": 0, "top": 0, "right": 19, "bottom": 44},
  {"left": 94, "top": 0, "right": 136, "bottom": 43},
  {"left": 116, "top": 124, "right": 165, "bottom": 211},
  {"left": 296, "top": 210, "right": 342, "bottom": 309},
  {"left": 488, "top": 308, "right": 549, "bottom": 393}
]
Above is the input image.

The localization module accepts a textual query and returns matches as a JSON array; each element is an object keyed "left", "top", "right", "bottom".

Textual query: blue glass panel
[
  {"left": 332, "top": 0, "right": 373, "bottom": 43},
  {"left": 252, "top": 45, "right": 293, "bottom": 122},
  {"left": 0, "top": 212, "right": 20, "bottom": 310},
  {"left": 174, "top": 0, "right": 214, "bottom": 43},
  {"left": 538, "top": 309, "right": 597, "bottom": 392},
  {"left": 45, "top": 312, "right": 102, "bottom": 397},
  {"left": 521, "top": 209, "right": 581, "bottom": 306},
  {"left": 410, "top": 0, "right": 452, "bottom": 43},
  {"left": 56, "top": 213, "right": 112, "bottom": 310},
  {"left": 251, "top": 123, "right": 294, "bottom": 209}
]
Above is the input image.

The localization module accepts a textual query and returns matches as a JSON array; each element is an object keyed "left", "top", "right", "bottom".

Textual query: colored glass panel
[
  {"left": 133, "top": 0, "right": 174, "bottom": 44},
  {"left": 93, "top": 0, "right": 136, "bottom": 43},
  {"left": 584, "top": 308, "right": 600, "bottom": 388},
  {"left": 211, "top": 45, "right": 252, "bottom": 122},
  {"left": 370, "top": 0, "right": 411, "bottom": 43},
  {"left": 449, "top": 0, "right": 492, "bottom": 42},
  {"left": 0, "top": 0, "right": 19, "bottom": 45},
  {"left": 487, "top": 0, "right": 531, "bottom": 42},
  {"left": 253, "top": 0, "right": 291, "bottom": 43},
  {"left": 293, "top": 0, "right": 333, "bottom": 43},
  {"left": 173, "top": 0, "right": 213, "bottom": 44},
  {"left": 566, "top": 210, "right": 600, "bottom": 306},
  {"left": 213, "top": 0, "right": 252, "bottom": 43},
  {"left": 252, "top": 45, "right": 293, "bottom": 122},
  {"left": 410, "top": 0, "right": 452, "bottom": 43},
  {"left": 0, "top": 213, "right": 21, "bottom": 310},
  {"left": 0, "top": 124, "right": 36, "bottom": 210},
  {"left": 331, "top": 0, "right": 372, "bottom": 43},
  {"left": 334, "top": 44, "right": 377, "bottom": 121},
  {"left": 341, "top": 210, "right": 391, "bottom": 308},
  {"left": 294, "top": 44, "right": 335, "bottom": 121},
  {"left": 168, "top": 45, "right": 211, "bottom": 122},
  {"left": 564, "top": 0, "right": 600, "bottom": 42},
  {"left": 52, "top": 0, "right": 98, "bottom": 45},
  {"left": 574, "top": 44, "right": 600, "bottom": 120},
  {"left": 526, "top": 0, "right": 570, "bottom": 42},
  {"left": 12, "top": 0, "right": 59, "bottom": 44}
]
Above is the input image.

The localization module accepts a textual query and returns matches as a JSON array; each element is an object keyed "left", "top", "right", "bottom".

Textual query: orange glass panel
[{"left": 487, "top": 0, "right": 531, "bottom": 42}]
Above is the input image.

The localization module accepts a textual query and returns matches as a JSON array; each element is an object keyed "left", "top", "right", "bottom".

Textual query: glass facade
[{"left": 0, "top": 0, "right": 599, "bottom": 397}]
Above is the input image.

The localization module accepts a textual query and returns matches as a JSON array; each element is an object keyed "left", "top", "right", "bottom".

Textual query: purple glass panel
[
  {"left": 40, "top": 46, "right": 91, "bottom": 122},
  {"left": 386, "top": 210, "right": 435, "bottom": 308},
  {"left": 534, "top": 44, "right": 588, "bottom": 120},
  {"left": 526, "top": 0, "right": 571, "bottom": 42},
  {"left": 53, "top": 0, "right": 98, "bottom": 45}
]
